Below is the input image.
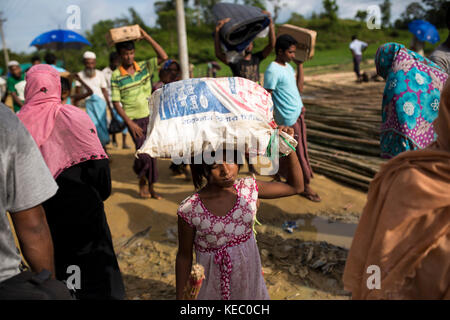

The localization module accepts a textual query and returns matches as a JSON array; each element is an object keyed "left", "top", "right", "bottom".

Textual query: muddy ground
[{"left": 106, "top": 71, "right": 385, "bottom": 300}]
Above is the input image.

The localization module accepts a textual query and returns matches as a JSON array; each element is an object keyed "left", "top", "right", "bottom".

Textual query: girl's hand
[{"left": 278, "top": 125, "right": 294, "bottom": 137}]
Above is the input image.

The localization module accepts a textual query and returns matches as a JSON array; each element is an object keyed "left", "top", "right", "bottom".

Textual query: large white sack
[{"left": 137, "top": 77, "right": 277, "bottom": 159}]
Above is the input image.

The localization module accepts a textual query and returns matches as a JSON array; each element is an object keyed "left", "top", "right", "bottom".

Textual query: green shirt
[
  {"left": 7, "top": 74, "right": 25, "bottom": 112},
  {"left": 111, "top": 57, "right": 158, "bottom": 120}
]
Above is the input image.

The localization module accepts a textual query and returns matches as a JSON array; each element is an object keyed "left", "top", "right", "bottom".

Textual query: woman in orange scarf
[{"left": 343, "top": 80, "right": 450, "bottom": 299}]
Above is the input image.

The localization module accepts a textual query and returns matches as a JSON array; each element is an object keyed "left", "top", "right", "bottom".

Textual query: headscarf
[
  {"left": 375, "top": 42, "right": 448, "bottom": 159},
  {"left": 343, "top": 79, "right": 450, "bottom": 299},
  {"left": 18, "top": 64, "right": 107, "bottom": 178}
]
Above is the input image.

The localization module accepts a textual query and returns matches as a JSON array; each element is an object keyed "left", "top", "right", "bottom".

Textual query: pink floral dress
[{"left": 178, "top": 177, "right": 269, "bottom": 300}]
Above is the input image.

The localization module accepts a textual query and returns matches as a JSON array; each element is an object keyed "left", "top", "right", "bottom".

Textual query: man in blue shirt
[{"left": 264, "top": 34, "right": 321, "bottom": 202}]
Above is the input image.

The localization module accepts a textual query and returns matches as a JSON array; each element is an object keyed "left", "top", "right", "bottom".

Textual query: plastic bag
[{"left": 137, "top": 77, "right": 277, "bottom": 160}]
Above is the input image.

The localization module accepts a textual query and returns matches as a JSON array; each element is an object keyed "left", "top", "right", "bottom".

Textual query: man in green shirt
[
  {"left": 6, "top": 61, "right": 25, "bottom": 112},
  {"left": 112, "top": 26, "right": 168, "bottom": 199}
]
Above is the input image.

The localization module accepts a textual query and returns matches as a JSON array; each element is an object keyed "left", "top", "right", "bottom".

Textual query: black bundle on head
[
  {"left": 275, "top": 34, "right": 298, "bottom": 54},
  {"left": 115, "top": 41, "right": 135, "bottom": 54}
]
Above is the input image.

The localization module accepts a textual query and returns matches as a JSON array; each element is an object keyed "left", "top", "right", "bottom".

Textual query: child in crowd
[
  {"left": 60, "top": 74, "right": 93, "bottom": 105},
  {"left": 176, "top": 127, "right": 304, "bottom": 300}
]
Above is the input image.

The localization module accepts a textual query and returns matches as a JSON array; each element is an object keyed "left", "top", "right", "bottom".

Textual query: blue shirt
[
  {"left": 264, "top": 62, "right": 303, "bottom": 126},
  {"left": 50, "top": 64, "right": 66, "bottom": 72}
]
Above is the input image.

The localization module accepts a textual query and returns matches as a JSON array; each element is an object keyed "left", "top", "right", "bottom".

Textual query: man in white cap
[
  {"left": 6, "top": 61, "right": 25, "bottom": 112},
  {"left": 75, "top": 51, "right": 112, "bottom": 149}
]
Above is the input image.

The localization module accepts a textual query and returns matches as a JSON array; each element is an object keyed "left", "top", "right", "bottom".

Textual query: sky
[{"left": 1, "top": 0, "right": 419, "bottom": 54}]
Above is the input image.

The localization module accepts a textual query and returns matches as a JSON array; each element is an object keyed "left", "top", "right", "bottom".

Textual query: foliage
[
  {"left": 321, "top": 0, "right": 339, "bottom": 23},
  {"left": 379, "top": 0, "right": 392, "bottom": 28},
  {"left": 355, "top": 10, "right": 368, "bottom": 23}
]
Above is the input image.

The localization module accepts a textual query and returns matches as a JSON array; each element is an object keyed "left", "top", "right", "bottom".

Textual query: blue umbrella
[
  {"left": 30, "top": 29, "right": 91, "bottom": 50},
  {"left": 408, "top": 20, "right": 440, "bottom": 44}
]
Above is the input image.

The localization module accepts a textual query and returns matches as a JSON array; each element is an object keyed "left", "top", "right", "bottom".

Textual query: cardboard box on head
[
  {"left": 278, "top": 24, "right": 317, "bottom": 62},
  {"left": 105, "top": 24, "right": 141, "bottom": 47}
]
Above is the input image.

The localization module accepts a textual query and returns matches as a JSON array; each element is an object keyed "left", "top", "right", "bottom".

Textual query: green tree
[
  {"left": 394, "top": 2, "right": 426, "bottom": 29},
  {"left": 196, "top": 0, "right": 221, "bottom": 25},
  {"left": 288, "top": 12, "right": 306, "bottom": 26},
  {"left": 379, "top": 0, "right": 391, "bottom": 28},
  {"left": 242, "top": 0, "right": 266, "bottom": 9},
  {"left": 267, "top": 0, "right": 286, "bottom": 23},
  {"left": 422, "top": 0, "right": 449, "bottom": 28},
  {"left": 321, "top": 0, "right": 339, "bottom": 22},
  {"left": 355, "top": 10, "right": 367, "bottom": 23}
]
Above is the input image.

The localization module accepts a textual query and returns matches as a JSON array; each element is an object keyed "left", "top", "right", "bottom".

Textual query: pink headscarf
[{"left": 18, "top": 64, "right": 107, "bottom": 178}]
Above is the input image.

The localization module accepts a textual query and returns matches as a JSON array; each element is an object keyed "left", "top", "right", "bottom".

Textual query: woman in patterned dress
[
  {"left": 175, "top": 127, "right": 305, "bottom": 300},
  {"left": 375, "top": 42, "right": 448, "bottom": 159}
]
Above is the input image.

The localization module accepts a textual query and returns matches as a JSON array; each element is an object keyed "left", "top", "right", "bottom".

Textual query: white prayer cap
[
  {"left": 83, "top": 51, "right": 96, "bottom": 59},
  {"left": 7, "top": 60, "right": 20, "bottom": 67}
]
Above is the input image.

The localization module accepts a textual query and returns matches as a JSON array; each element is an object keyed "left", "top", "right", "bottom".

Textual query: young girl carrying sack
[{"left": 175, "top": 127, "right": 304, "bottom": 300}]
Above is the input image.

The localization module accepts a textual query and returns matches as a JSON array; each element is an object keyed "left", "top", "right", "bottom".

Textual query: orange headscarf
[{"left": 343, "top": 79, "right": 450, "bottom": 299}]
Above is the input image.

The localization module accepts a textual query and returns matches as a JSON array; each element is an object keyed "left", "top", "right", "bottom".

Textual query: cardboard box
[
  {"left": 277, "top": 24, "right": 317, "bottom": 62},
  {"left": 105, "top": 25, "right": 141, "bottom": 47}
]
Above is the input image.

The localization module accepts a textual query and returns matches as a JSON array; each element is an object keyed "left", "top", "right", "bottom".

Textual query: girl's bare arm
[
  {"left": 256, "top": 127, "right": 304, "bottom": 198},
  {"left": 176, "top": 217, "right": 195, "bottom": 299}
]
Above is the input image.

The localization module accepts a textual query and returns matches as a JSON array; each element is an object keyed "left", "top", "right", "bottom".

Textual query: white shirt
[
  {"left": 15, "top": 80, "right": 26, "bottom": 101},
  {"left": 0, "top": 77, "right": 7, "bottom": 98},
  {"left": 349, "top": 39, "right": 368, "bottom": 56},
  {"left": 75, "top": 69, "right": 107, "bottom": 100},
  {"left": 102, "top": 67, "right": 113, "bottom": 99}
]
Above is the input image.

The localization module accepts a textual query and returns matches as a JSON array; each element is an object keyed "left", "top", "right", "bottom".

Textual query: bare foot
[
  {"left": 139, "top": 178, "right": 151, "bottom": 198},
  {"left": 139, "top": 184, "right": 151, "bottom": 198},
  {"left": 150, "top": 192, "right": 162, "bottom": 200},
  {"left": 149, "top": 185, "right": 162, "bottom": 200},
  {"left": 300, "top": 186, "right": 321, "bottom": 202}
]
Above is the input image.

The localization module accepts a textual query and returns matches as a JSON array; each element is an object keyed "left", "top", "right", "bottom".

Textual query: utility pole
[
  {"left": 176, "top": 0, "right": 189, "bottom": 79},
  {"left": 0, "top": 12, "right": 10, "bottom": 69}
]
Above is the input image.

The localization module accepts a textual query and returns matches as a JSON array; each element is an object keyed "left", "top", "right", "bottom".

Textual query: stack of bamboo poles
[{"left": 303, "top": 82, "right": 386, "bottom": 191}]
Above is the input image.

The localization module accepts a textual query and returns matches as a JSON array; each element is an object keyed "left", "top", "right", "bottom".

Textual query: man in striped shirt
[{"left": 111, "top": 26, "right": 168, "bottom": 199}]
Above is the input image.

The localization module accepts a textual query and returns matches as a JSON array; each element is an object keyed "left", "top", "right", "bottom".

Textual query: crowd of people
[{"left": 0, "top": 6, "right": 449, "bottom": 301}]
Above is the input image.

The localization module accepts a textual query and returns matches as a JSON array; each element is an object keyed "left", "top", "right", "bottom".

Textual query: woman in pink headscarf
[{"left": 18, "top": 64, "right": 125, "bottom": 300}]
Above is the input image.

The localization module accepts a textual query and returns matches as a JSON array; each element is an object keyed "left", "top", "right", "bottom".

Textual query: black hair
[
  {"left": 60, "top": 77, "right": 70, "bottom": 93},
  {"left": 44, "top": 52, "right": 56, "bottom": 65},
  {"left": 189, "top": 150, "right": 243, "bottom": 190},
  {"left": 159, "top": 67, "right": 170, "bottom": 80},
  {"left": 351, "top": 35, "right": 357, "bottom": 41},
  {"left": 115, "top": 41, "right": 135, "bottom": 54},
  {"left": 109, "top": 51, "right": 120, "bottom": 63},
  {"left": 31, "top": 55, "right": 40, "bottom": 63},
  {"left": 275, "top": 34, "right": 298, "bottom": 55}
]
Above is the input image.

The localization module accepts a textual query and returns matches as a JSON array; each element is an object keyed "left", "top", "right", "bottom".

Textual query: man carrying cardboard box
[{"left": 111, "top": 26, "right": 168, "bottom": 199}]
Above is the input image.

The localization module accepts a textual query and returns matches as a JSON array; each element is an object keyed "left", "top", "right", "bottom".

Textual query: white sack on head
[{"left": 137, "top": 77, "right": 278, "bottom": 160}]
